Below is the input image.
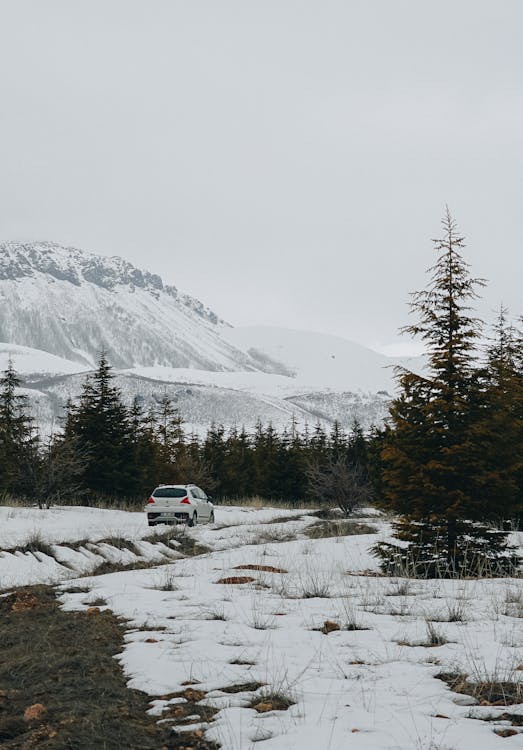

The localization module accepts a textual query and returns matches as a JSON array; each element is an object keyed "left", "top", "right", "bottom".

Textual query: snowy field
[{"left": 1, "top": 504, "right": 523, "bottom": 748}]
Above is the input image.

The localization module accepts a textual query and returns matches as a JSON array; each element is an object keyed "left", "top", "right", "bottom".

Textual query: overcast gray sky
[{"left": 1, "top": 1, "right": 522, "bottom": 354}]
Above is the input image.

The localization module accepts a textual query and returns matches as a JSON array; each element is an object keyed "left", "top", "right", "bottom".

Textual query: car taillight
[
  {"left": 180, "top": 497, "right": 190, "bottom": 504},
  {"left": 147, "top": 497, "right": 155, "bottom": 504}
]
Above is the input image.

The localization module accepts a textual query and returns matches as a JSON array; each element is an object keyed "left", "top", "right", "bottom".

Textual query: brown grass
[
  {"left": 234, "top": 564, "right": 288, "bottom": 573},
  {"left": 0, "top": 585, "right": 219, "bottom": 749},
  {"left": 436, "top": 672, "right": 523, "bottom": 706}
]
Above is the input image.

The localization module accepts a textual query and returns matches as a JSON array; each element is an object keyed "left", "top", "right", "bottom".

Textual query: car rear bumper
[{"left": 147, "top": 511, "right": 190, "bottom": 525}]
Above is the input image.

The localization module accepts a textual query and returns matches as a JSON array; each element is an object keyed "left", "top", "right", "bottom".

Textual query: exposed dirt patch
[
  {"left": 305, "top": 520, "right": 377, "bottom": 539},
  {"left": 215, "top": 576, "right": 256, "bottom": 585},
  {"left": 145, "top": 527, "right": 210, "bottom": 558},
  {"left": 321, "top": 620, "right": 341, "bottom": 634},
  {"left": 86, "top": 536, "right": 140, "bottom": 554},
  {"left": 250, "top": 691, "right": 295, "bottom": 713},
  {"left": 0, "top": 589, "right": 55, "bottom": 614},
  {"left": 220, "top": 682, "right": 264, "bottom": 694},
  {"left": 0, "top": 585, "right": 219, "bottom": 749},
  {"left": 260, "top": 514, "right": 307, "bottom": 525},
  {"left": 233, "top": 564, "right": 288, "bottom": 574},
  {"left": 229, "top": 659, "right": 256, "bottom": 666},
  {"left": 494, "top": 728, "right": 520, "bottom": 738}
]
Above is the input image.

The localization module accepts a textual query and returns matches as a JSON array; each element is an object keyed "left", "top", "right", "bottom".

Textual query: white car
[{"left": 145, "top": 484, "right": 215, "bottom": 527}]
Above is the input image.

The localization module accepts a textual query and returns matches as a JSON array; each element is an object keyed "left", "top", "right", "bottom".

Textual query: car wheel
[
  {"left": 188, "top": 513, "right": 197, "bottom": 527},
  {"left": 209, "top": 511, "right": 215, "bottom": 524}
]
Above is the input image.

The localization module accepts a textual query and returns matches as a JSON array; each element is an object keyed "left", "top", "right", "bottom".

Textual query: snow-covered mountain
[
  {"left": 0, "top": 241, "right": 282, "bottom": 372},
  {"left": 0, "top": 241, "right": 410, "bottom": 434}
]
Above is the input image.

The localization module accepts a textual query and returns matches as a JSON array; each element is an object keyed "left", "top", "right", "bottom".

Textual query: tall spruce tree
[
  {"left": 472, "top": 307, "right": 523, "bottom": 522},
  {"left": 375, "top": 209, "right": 519, "bottom": 576},
  {"left": 0, "top": 360, "right": 38, "bottom": 496},
  {"left": 64, "top": 353, "right": 134, "bottom": 498}
]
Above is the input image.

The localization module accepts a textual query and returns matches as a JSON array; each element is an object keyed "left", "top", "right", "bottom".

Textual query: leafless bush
[{"left": 306, "top": 457, "right": 372, "bottom": 516}]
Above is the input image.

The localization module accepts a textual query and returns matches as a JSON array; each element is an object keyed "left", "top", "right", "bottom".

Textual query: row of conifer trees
[{"left": 0, "top": 354, "right": 371, "bottom": 507}]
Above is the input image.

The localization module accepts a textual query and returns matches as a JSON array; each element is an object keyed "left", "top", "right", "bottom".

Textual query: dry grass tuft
[{"left": 436, "top": 672, "right": 523, "bottom": 706}]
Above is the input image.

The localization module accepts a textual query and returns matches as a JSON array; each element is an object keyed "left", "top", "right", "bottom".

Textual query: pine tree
[
  {"left": 155, "top": 393, "right": 184, "bottom": 465},
  {"left": 127, "top": 396, "right": 162, "bottom": 495},
  {"left": 64, "top": 353, "right": 133, "bottom": 498},
  {"left": 202, "top": 423, "right": 227, "bottom": 495},
  {"left": 375, "top": 209, "right": 519, "bottom": 576},
  {"left": 222, "top": 426, "right": 255, "bottom": 498},
  {"left": 253, "top": 422, "right": 281, "bottom": 499},
  {"left": 0, "top": 360, "right": 39, "bottom": 496},
  {"left": 471, "top": 306, "right": 523, "bottom": 522}
]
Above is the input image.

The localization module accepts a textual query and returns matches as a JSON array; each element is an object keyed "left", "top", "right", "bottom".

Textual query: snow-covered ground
[{"left": 2, "top": 504, "right": 523, "bottom": 748}]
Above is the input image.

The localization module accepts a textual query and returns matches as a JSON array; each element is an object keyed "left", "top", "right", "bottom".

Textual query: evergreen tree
[
  {"left": 328, "top": 420, "right": 347, "bottom": 460},
  {"left": 202, "top": 423, "right": 227, "bottom": 494},
  {"left": 253, "top": 422, "right": 281, "bottom": 499},
  {"left": 65, "top": 353, "right": 134, "bottom": 498},
  {"left": 471, "top": 306, "right": 523, "bottom": 522},
  {"left": 155, "top": 392, "right": 184, "bottom": 465},
  {"left": 0, "top": 360, "right": 39, "bottom": 496},
  {"left": 222, "top": 426, "right": 255, "bottom": 498},
  {"left": 128, "top": 397, "right": 162, "bottom": 495},
  {"left": 375, "top": 209, "right": 519, "bottom": 576}
]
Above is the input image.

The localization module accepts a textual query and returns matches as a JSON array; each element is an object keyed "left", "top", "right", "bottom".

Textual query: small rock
[
  {"left": 24, "top": 703, "right": 47, "bottom": 722},
  {"left": 145, "top": 638, "right": 158, "bottom": 643},
  {"left": 322, "top": 620, "right": 341, "bottom": 634},
  {"left": 234, "top": 564, "right": 288, "bottom": 574}
]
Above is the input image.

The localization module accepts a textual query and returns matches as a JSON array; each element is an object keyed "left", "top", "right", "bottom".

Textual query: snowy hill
[
  {"left": 0, "top": 343, "right": 88, "bottom": 377},
  {"left": 223, "top": 325, "right": 404, "bottom": 392},
  {"left": 0, "top": 241, "right": 276, "bottom": 372},
  {"left": 0, "top": 241, "right": 414, "bottom": 433}
]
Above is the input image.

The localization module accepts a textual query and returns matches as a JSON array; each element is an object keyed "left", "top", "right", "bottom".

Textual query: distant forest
[{"left": 0, "top": 352, "right": 373, "bottom": 509}]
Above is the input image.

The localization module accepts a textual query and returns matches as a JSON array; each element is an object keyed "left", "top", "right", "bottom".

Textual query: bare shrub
[
  {"left": 425, "top": 620, "right": 449, "bottom": 646},
  {"left": 306, "top": 456, "right": 372, "bottom": 516}
]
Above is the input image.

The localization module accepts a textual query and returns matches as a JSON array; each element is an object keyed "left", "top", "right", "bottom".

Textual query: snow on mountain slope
[
  {"left": 0, "top": 241, "right": 271, "bottom": 372},
  {"left": 0, "top": 343, "right": 88, "bottom": 377},
  {"left": 223, "top": 325, "right": 404, "bottom": 392},
  {"left": 0, "top": 241, "right": 410, "bottom": 433},
  {"left": 24, "top": 371, "right": 321, "bottom": 436}
]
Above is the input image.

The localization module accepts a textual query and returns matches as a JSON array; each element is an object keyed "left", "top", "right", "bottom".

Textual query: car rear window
[{"left": 152, "top": 487, "right": 187, "bottom": 498}]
